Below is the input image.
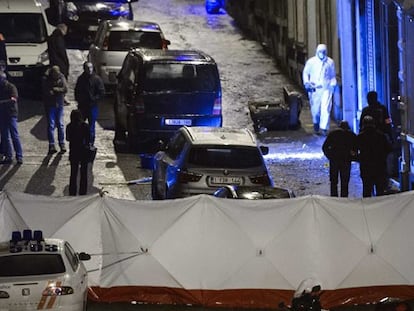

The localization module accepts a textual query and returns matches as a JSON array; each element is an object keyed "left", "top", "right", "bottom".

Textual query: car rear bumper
[{"left": 131, "top": 115, "right": 223, "bottom": 143}]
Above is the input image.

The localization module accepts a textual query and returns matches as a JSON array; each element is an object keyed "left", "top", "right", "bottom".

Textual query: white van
[{"left": 0, "top": 0, "right": 54, "bottom": 96}]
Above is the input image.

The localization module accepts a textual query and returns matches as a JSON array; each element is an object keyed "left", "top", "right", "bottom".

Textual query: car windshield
[
  {"left": 0, "top": 13, "right": 47, "bottom": 43},
  {"left": 188, "top": 146, "right": 263, "bottom": 168},
  {"left": 0, "top": 254, "right": 65, "bottom": 277},
  {"left": 108, "top": 31, "right": 162, "bottom": 51},
  {"left": 143, "top": 64, "right": 217, "bottom": 92}
]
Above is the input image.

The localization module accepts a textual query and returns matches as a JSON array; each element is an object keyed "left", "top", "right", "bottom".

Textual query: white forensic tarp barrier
[{"left": 1, "top": 190, "right": 414, "bottom": 308}]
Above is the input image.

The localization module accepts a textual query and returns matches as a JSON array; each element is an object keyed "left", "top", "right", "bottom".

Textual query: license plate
[
  {"left": 88, "top": 25, "right": 98, "bottom": 31},
  {"left": 165, "top": 119, "right": 192, "bottom": 126},
  {"left": 210, "top": 176, "right": 242, "bottom": 185},
  {"left": 8, "top": 71, "right": 23, "bottom": 77}
]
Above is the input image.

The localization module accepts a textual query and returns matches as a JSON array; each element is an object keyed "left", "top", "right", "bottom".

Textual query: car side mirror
[
  {"left": 260, "top": 146, "right": 269, "bottom": 155},
  {"left": 78, "top": 252, "right": 91, "bottom": 261}
]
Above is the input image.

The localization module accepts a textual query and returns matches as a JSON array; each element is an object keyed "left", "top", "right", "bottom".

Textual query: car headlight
[{"left": 38, "top": 50, "right": 49, "bottom": 65}]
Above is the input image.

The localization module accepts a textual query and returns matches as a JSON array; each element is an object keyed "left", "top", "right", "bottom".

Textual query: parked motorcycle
[{"left": 279, "top": 279, "right": 323, "bottom": 311}]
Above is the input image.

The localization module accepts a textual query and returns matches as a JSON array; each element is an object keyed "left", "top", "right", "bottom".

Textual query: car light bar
[{"left": 9, "top": 230, "right": 57, "bottom": 253}]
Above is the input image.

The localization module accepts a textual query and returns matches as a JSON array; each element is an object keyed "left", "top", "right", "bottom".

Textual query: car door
[
  {"left": 89, "top": 22, "right": 108, "bottom": 76},
  {"left": 115, "top": 54, "right": 139, "bottom": 130}
]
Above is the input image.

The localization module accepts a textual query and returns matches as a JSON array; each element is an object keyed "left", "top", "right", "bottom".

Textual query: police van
[{"left": 0, "top": 0, "right": 54, "bottom": 96}]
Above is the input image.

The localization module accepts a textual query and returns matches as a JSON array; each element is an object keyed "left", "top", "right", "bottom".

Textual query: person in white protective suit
[{"left": 302, "top": 44, "right": 337, "bottom": 136}]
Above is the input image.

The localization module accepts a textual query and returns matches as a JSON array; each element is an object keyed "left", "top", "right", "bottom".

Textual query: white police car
[{"left": 0, "top": 230, "right": 90, "bottom": 311}]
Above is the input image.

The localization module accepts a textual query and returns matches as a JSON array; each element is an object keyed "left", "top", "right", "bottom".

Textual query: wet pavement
[{"left": 0, "top": 0, "right": 368, "bottom": 201}]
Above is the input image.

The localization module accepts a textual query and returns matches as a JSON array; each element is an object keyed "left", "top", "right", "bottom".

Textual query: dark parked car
[
  {"left": 50, "top": 0, "right": 139, "bottom": 48},
  {"left": 114, "top": 49, "right": 223, "bottom": 153},
  {"left": 213, "top": 185, "right": 295, "bottom": 199}
]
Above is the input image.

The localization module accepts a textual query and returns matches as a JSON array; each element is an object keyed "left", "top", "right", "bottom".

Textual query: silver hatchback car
[
  {"left": 88, "top": 19, "right": 170, "bottom": 88},
  {"left": 152, "top": 126, "right": 273, "bottom": 199}
]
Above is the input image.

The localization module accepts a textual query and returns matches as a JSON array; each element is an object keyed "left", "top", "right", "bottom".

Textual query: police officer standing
[
  {"left": 322, "top": 121, "right": 357, "bottom": 197},
  {"left": 357, "top": 116, "right": 392, "bottom": 197},
  {"left": 0, "top": 71, "right": 23, "bottom": 165},
  {"left": 74, "top": 62, "right": 105, "bottom": 146},
  {"left": 359, "top": 91, "right": 393, "bottom": 141}
]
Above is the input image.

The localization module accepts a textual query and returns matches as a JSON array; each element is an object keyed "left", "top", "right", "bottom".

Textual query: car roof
[
  {"left": 0, "top": 0, "right": 45, "bottom": 13},
  {"left": 104, "top": 20, "right": 162, "bottom": 33},
  {"left": 181, "top": 126, "right": 258, "bottom": 147},
  {"left": 131, "top": 49, "right": 216, "bottom": 64}
]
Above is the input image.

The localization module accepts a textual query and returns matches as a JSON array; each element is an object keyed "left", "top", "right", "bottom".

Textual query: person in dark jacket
[
  {"left": 357, "top": 115, "right": 393, "bottom": 197},
  {"left": 0, "top": 33, "right": 7, "bottom": 160},
  {"left": 359, "top": 91, "right": 393, "bottom": 141},
  {"left": 322, "top": 120, "right": 357, "bottom": 197},
  {"left": 74, "top": 61, "right": 105, "bottom": 145},
  {"left": 0, "top": 71, "right": 23, "bottom": 165},
  {"left": 42, "top": 65, "right": 68, "bottom": 154},
  {"left": 0, "top": 32, "right": 7, "bottom": 71},
  {"left": 66, "top": 109, "right": 90, "bottom": 195},
  {"left": 47, "top": 24, "right": 69, "bottom": 79}
]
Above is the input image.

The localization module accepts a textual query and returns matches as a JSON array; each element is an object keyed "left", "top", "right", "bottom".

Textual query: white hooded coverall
[{"left": 302, "top": 44, "right": 337, "bottom": 132}]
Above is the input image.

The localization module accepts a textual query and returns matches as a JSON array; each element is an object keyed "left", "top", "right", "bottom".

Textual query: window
[
  {"left": 108, "top": 31, "right": 162, "bottom": 51},
  {"left": 65, "top": 242, "right": 79, "bottom": 272},
  {"left": 0, "top": 13, "right": 47, "bottom": 43},
  {"left": 188, "top": 146, "right": 263, "bottom": 168},
  {"left": 0, "top": 254, "right": 65, "bottom": 276},
  {"left": 166, "top": 132, "right": 187, "bottom": 160},
  {"left": 143, "top": 64, "right": 217, "bottom": 92}
]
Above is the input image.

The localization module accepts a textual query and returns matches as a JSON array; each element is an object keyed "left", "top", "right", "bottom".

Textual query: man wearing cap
[
  {"left": 322, "top": 121, "right": 357, "bottom": 197},
  {"left": 303, "top": 44, "right": 337, "bottom": 136}
]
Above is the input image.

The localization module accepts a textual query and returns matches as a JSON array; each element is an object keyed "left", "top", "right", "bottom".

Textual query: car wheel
[{"left": 113, "top": 96, "right": 128, "bottom": 153}]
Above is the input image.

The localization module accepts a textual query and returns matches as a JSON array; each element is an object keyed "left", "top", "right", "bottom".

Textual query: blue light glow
[{"left": 264, "top": 151, "right": 324, "bottom": 161}]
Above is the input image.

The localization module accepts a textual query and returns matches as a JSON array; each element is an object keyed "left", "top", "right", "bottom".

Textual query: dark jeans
[
  {"left": 1, "top": 115, "right": 23, "bottom": 160},
  {"left": 362, "top": 175, "right": 385, "bottom": 197},
  {"left": 80, "top": 105, "right": 98, "bottom": 145},
  {"left": 329, "top": 160, "right": 351, "bottom": 197},
  {"left": 69, "top": 159, "right": 88, "bottom": 195}
]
